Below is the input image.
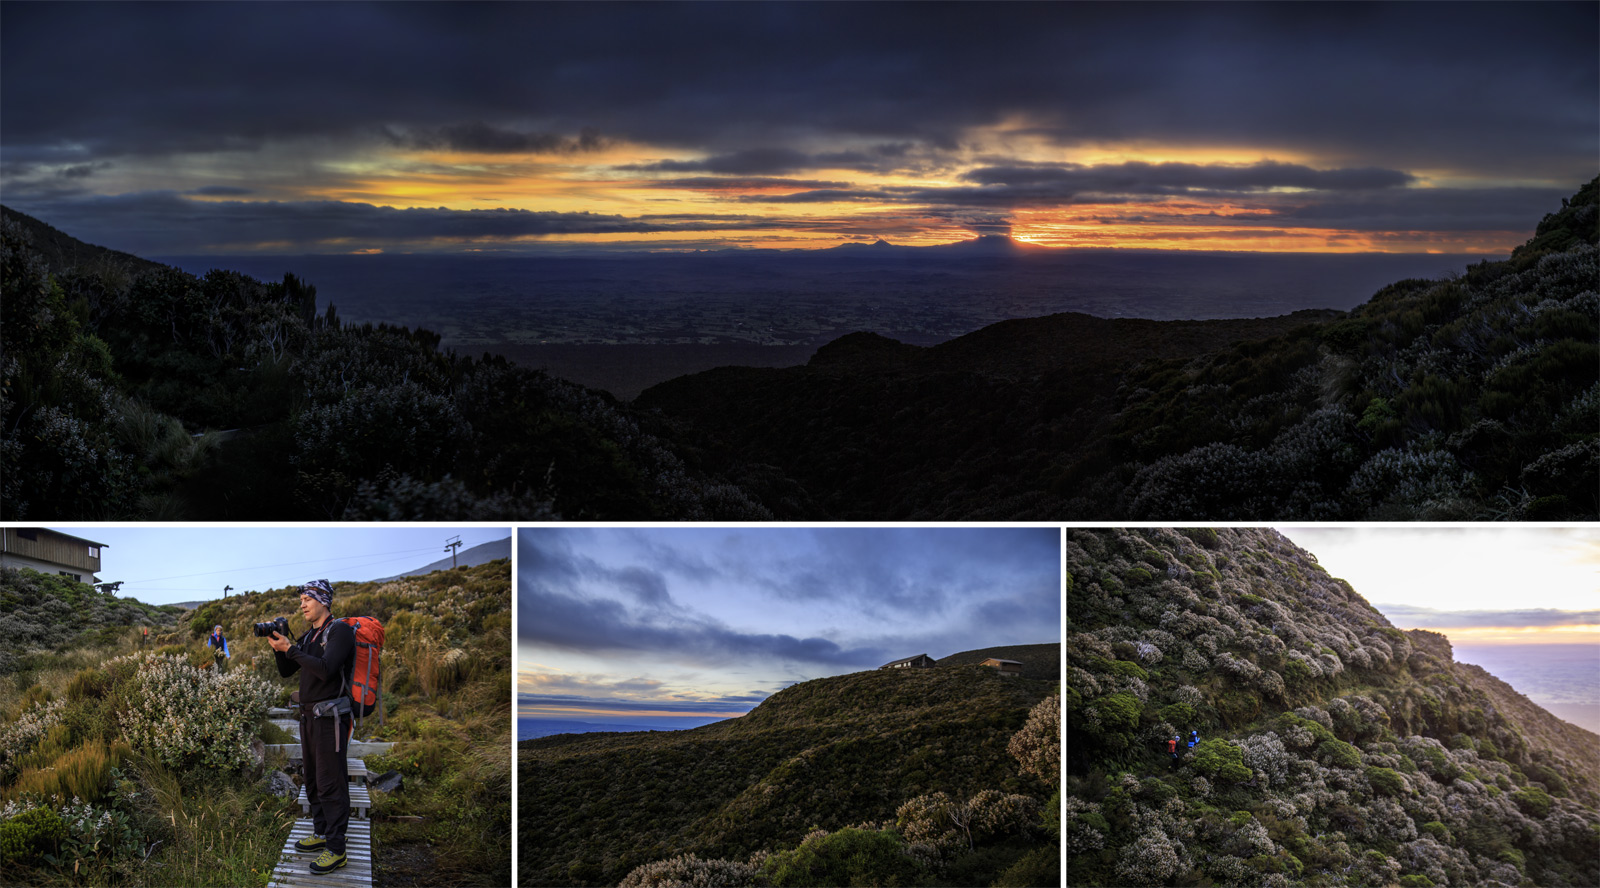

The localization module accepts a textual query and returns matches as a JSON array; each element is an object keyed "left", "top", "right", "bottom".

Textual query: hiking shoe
[
  {"left": 310, "top": 850, "right": 347, "bottom": 874},
  {"left": 294, "top": 835, "right": 326, "bottom": 852}
]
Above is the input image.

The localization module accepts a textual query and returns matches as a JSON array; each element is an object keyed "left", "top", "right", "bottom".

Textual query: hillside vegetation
[
  {"left": 520, "top": 644, "right": 1061, "bottom": 887},
  {"left": 1066, "top": 528, "right": 1599, "bottom": 887},
  {"left": 0, "top": 206, "right": 765, "bottom": 521},
  {"left": 638, "top": 177, "right": 1598, "bottom": 520},
  {"left": 0, "top": 560, "right": 512, "bottom": 887}
]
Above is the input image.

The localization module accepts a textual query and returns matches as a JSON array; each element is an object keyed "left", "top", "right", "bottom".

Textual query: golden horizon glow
[
  {"left": 520, "top": 705, "right": 745, "bottom": 720},
  {"left": 102, "top": 135, "right": 1543, "bottom": 255},
  {"left": 1418, "top": 625, "right": 1600, "bottom": 646}
]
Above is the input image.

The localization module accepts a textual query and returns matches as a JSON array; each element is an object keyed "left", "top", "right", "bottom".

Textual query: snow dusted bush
[
  {"left": 1008, "top": 695, "right": 1059, "bottom": 786},
  {"left": 1174, "top": 685, "right": 1205, "bottom": 708},
  {"left": 119, "top": 653, "right": 278, "bottom": 772},
  {"left": 1181, "top": 648, "right": 1210, "bottom": 671},
  {"left": 1114, "top": 828, "right": 1184, "bottom": 886}
]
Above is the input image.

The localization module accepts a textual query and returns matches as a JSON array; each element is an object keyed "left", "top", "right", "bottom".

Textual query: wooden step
[
  {"left": 299, "top": 782, "right": 371, "bottom": 820},
  {"left": 267, "top": 707, "right": 293, "bottom": 717},
  {"left": 267, "top": 741, "right": 394, "bottom": 759},
  {"left": 270, "top": 718, "right": 301, "bottom": 739},
  {"left": 269, "top": 818, "right": 372, "bottom": 888}
]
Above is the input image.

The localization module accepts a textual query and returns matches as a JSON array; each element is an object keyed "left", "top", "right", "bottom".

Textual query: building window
[
  {"left": 58, "top": 571, "right": 81, "bottom": 582},
  {"left": 87, "top": 546, "right": 99, "bottom": 559}
]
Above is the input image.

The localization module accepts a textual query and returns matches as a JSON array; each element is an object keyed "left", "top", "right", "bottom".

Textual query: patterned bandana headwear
[{"left": 300, "top": 579, "right": 333, "bottom": 608}]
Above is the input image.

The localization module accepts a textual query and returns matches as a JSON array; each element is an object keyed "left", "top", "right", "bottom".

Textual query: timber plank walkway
[{"left": 269, "top": 818, "right": 372, "bottom": 888}]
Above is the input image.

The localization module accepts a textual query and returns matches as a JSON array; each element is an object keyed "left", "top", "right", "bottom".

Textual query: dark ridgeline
[
  {"left": 517, "top": 643, "right": 1061, "bottom": 887},
  {"left": 2, "top": 177, "right": 1595, "bottom": 520},
  {"left": 1065, "top": 528, "right": 1599, "bottom": 887}
]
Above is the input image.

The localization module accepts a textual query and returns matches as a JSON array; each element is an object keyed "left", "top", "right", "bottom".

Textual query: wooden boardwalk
[{"left": 268, "top": 818, "right": 372, "bottom": 888}]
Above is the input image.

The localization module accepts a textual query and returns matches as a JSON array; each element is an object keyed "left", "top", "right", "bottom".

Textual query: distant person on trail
[
  {"left": 1189, "top": 730, "right": 1199, "bottom": 750},
  {"left": 1168, "top": 735, "right": 1180, "bottom": 769},
  {"left": 268, "top": 580, "right": 356, "bottom": 877},
  {"left": 207, "top": 625, "right": 230, "bottom": 672}
]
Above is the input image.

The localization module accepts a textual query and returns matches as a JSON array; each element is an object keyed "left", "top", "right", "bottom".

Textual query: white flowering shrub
[
  {"left": 1114, "top": 828, "right": 1183, "bottom": 887},
  {"left": 0, "top": 699, "right": 65, "bottom": 783},
  {"left": 1238, "top": 732, "right": 1292, "bottom": 786},
  {"left": 618, "top": 853, "right": 758, "bottom": 887},
  {"left": 1008, "top": 695, "right": 1059, "bottom": 786},
  {"left": 118, "top": 653, "right": 278, "bottom": 772},
  {"left": 967, "top": 790, "right": 1040, "bottom": 841}
]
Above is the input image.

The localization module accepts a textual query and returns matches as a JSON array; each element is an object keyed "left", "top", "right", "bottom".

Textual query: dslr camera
[{"left": 253, "top": 616, "right": 291, "bottom": 639}]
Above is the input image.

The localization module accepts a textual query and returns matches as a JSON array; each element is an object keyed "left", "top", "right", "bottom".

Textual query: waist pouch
[{"left": 308, "top": 697, "right": 353, "bottom": 752}]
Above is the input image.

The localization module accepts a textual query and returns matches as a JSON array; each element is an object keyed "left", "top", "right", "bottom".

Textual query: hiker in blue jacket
[
  {"left": 1189, "top": 730, "right": 1199, "bottom": 750},
  {"left": 268, "top": 580, "right": 356, "bottom": 877},
  {"left": 206, "top": 625, "right": 230, "bottom": 672}
]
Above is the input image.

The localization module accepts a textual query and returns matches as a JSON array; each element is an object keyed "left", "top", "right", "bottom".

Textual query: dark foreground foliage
[
  {"left": 520, "top": 644, "right": 1061, "bottom": 887},
  {"left": 1066, "top": 528, "right": 1600, "bottom": 887},
  {"left": 0, "top": 206, "right": 766, "bottom": 520},
  {"left": 640, "top": 177, "right": 1599, "bottom": 520}
]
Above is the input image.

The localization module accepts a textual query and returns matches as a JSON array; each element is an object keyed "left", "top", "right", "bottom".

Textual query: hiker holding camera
[{"left": 265, "top": 579, "right": 355, "bottom": 877}]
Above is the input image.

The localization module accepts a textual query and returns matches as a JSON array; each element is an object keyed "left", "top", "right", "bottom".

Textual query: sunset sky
[
  {"left": 517, "top": 527, "right": 1061, "bottom": 726},
  {"left": 3, "top": 3, "right": 1595, "bottom": 256},
  {"left": 1277, "top": 526, "right": 1600, "bottom": 647}
]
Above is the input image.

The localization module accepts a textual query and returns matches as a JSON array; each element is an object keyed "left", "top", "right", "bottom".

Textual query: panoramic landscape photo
[
  {"left": 0, "top": 525, "right": 513, "bottom": 887},
  {"left": 516, "top": 526, "right": 1062, "bottom": 886},
  {"left": 1066, "top": 526, "right": 1600, "bottom": 887},
  {"left": 2, "top": 2, "right": 1595, "bottom": 520}
]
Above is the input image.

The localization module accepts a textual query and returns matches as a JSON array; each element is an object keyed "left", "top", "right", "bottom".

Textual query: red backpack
[{"left": 339, "top": 616, "right": 385, "bottom": 722}]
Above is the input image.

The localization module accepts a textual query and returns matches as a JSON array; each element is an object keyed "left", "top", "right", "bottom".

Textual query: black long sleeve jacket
[{"left": 274, "top": 618, "right": 355, "bottom": 706}]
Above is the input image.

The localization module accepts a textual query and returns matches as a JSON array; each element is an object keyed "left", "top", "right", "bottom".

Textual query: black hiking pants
[{"left": 302, "top": 713, "right": 350, "bottom": 855}]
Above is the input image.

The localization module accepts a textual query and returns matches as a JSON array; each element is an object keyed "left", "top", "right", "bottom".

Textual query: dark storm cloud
[
  {"left": 959, "top": 161, "right": 1415, "bottom": 193},
  {"left": 619, "top": 146, "right": 927, "bottom": 176},
  {"left": 6, "top": 193, "right": 791, "bottom": 254},
  {"left": 382, "top": 123, "right": 608, "bottom": 154},
  {"left": 643, "top": 177, "right": 851, "bottom": 191},
  {"left": 515, "top": 528, "right": 1058, "bottom": 668},
  {"left": 1376, "top": 605, "right": 1600, "bottom": 629},
  {"left": 7, "top": 3, "right": 1588, "bottom": 178},
  {"left": 1125, "top": 186, "right": 1574, "bottom": 233},
  {"left": 186, "top": 185, "right": 254, "bottom": 196}
]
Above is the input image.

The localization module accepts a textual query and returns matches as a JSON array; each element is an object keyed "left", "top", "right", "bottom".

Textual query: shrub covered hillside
[
  {"left": 1065, "top": 528, "right": 1600, "bottom": 888},
  {"left": 521, "top": 644, "right": 1061, "bottom": 887},
  {"left": 0, "top": 559, "right": 511, "bottom": 887},
  {"left": 0, "top": 568, "right": 181, "bottom": 683},
  {"left": 0, "top": 206, "right": 766, "bottom": 520}
]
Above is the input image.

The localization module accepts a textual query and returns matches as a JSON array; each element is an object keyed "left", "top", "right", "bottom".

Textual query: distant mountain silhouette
[{"left": 376, "top": 537, "right": 511, "bottom": 581}]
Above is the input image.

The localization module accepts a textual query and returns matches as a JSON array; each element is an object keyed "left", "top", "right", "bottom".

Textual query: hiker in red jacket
[
  {"left": 268, "top": 579, "right": 355, "bottom": 877},
  {"left": 1168, "top": 735, "right": 1180, "bottom": 769}
]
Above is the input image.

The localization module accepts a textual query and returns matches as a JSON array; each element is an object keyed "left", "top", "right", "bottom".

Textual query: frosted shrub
[
  {"left": 1133, "top": 641, "right": 1163, "bottom": 664},
  {"left": 0, "top": 698, "right": 65, "bottom": 782},
  {"left": 119, "top": 653, "right": 278, "bottom": 773},
  {"left": 619, "top": 853, "right": 758, "bottom": 887},
  {"left": 1182, "top": 649, "right": 1210, "bottom": 671},
  {"left": 1114, "top": 828, "right": 1183, "bottom": 887},
  {"left": 1190, "top": 776, "right": 1211, "bottom": 798}
]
